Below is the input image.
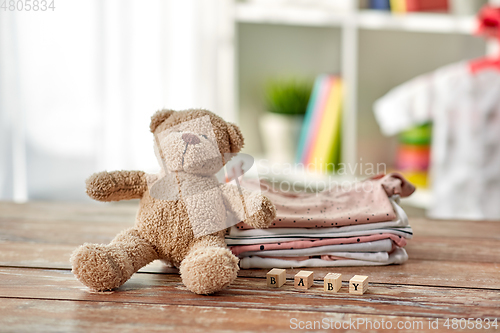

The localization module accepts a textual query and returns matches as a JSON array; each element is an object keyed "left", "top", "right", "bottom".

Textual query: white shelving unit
[
  {"left": 236, "top": 4, "right": 476, "bottom": 34},
  {"left": 227, "top": 0, "right": 491, "bottom": 208}
]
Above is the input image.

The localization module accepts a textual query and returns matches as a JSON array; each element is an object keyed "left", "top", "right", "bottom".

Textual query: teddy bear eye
[{"left": 201, "top": 134, "right": 208, "bottom": 139}]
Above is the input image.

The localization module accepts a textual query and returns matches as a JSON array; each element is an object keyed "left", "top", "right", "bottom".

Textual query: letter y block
[{"left": 349, "top": 275, "right": 369, "bottom": 295}]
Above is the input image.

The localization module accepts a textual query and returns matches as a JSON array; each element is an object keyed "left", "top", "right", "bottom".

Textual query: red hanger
[
  {"left": 469, "top": 57, "right": 500, "bottom": 73},
  {"left": 469, "top": 5, "right": 500, "bottom": 73},
  {"left": 476, "top": 6, "right": 500, "bottom": 39}
]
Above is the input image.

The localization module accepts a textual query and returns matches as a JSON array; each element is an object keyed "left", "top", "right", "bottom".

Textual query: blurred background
[{"left": 1, "top": 0, "right": 499, "bottom": 218}]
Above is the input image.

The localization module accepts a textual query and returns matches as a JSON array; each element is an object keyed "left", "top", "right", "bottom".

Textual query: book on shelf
[
  {"left": 390, "top": 0, "right": 449, "bottom": 13},
  {"left": 369, "top": 0, "right": 391, "bottom": 10},
  {"left": 301, "top": 76, "right": 333, "bottom": 166},
  {"left": 296, "top": 74, "right": 343, "bottom": 173},
  {"left": 296, "top": 74, "right": 330, "bottom": 164}
]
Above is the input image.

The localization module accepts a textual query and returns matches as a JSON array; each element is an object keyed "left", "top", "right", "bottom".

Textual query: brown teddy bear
[{"left": 71, "top": 109, "right": 276, "bottom": 294}]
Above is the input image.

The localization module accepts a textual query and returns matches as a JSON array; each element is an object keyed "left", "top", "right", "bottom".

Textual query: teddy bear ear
[
  {"left": 150, "top": 109, "right": 175, "bottom": 133},
  {"left": 227, "top": 122, "right": 244, "bottom": 153}
]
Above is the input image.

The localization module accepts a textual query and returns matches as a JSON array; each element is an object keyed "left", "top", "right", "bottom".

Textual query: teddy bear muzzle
[{"left": 182, "top": 133, "right": 201, "bottom": 145}]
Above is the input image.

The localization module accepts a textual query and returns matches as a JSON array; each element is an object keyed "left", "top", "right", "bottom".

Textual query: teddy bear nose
[{"left": 182, "top": 133, "right": 201, "bottom": 145}]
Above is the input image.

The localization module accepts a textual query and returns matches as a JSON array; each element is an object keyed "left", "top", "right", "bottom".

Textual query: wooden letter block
[
  {"left": 349, "top": 275, "right": 369, "bottom": 295},
  {"left": 267, "top": 268, "right": 286, "bottom": 288},
  {"left": 324, "top": 273, "right": 342, "bottom": 293},
  {"left": 294, "top": 271, "right": 313, "bottom": 289}
]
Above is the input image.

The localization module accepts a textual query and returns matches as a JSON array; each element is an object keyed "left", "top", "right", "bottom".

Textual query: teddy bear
[{"left": 71, "top": 109, "right": 276, "bottom": 294}]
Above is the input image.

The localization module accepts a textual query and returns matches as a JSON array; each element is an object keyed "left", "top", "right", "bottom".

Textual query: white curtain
[{"left": 0, "top": 0, "right": 235, "bottom": 201}]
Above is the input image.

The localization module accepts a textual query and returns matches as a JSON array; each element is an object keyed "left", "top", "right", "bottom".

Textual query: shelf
[
  {"left": 235, "top": 2, "right": 346, "bottom": 27},
  {"left": 235, "top": 3, "right": 476, "bottom": 34},
  {"left": 357, "top": 10, "right": 476, "bottom": 34}
]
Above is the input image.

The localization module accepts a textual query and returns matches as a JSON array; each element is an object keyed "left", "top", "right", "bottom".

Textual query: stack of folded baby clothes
[{"left": 226, "top": 173, "right": 415, "bottom": 269}]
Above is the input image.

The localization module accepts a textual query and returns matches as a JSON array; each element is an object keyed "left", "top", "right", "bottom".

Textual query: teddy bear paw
[
  {"left": 70, "top": 243, "right": 123, "bottom": 291},
  {"left": 180, "top": 247, "right": 239, "bottom": 295},
  {"left": 244, "top": 194, "right": 277, "bottom": 229}
]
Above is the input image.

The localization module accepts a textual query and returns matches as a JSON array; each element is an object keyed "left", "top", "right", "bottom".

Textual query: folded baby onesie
[
  {"left": 230, "top": 232, "right": 406, "bottom": 256},
  {"left": 261, "top": 251, "right": 391, "bottom": 262},
  {"left": 226, "top": 227, "right": 412, "bottom": 245},
  {"left": 235, "top": 173, "right": 415, "bottom": 230},
  {"left": 239, "top": 248, "right": 408, "bottom": 269}
]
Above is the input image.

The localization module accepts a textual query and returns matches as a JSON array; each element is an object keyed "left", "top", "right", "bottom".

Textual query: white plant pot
[{"left": 259, "top": 113, "right": 303, "bottom": 165}]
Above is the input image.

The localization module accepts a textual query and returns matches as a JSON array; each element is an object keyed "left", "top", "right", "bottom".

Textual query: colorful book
[
  {"left": 308, "top": 77, "right": 343, "bottom": 172},
  {"left": 297, "top": 75, "right": 333, "bottom": 164},
  {"left": 296, "top": 75, "right": 327, "bottom": 163},
  {"left": 390, "top": 0, "right": 449, "bottom": 13},
  {"left": 390, "top": 0, "right": 406, "bottom": 13},
  {"left": 369, "top": 0, "right": 391, "bottom": 10},
  {"left": 323, "top": 92, "right": 343, "bottom": 172},
  {"left": 405, "top": 0, "right": 448, "bottom": 12}
]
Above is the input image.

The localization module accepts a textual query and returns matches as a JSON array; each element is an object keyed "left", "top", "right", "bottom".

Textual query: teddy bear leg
[
  {"left": 71, "top": 228, "right": 158, "bottom": 291},
  {"left": 179, "top": 235, "right": 239, "bottom": 295}
]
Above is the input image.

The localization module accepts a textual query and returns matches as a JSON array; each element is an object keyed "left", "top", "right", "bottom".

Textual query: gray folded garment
[{"left": 239, "top": 248, "right": 408, "bottom": 269}]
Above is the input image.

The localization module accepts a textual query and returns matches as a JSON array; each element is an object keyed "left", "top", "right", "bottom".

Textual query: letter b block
[
  {"left": 324, "top": 273, "right": 342, "bottom": 293},
  {"left": 294, "top": 270, "right": 314, "bottom": 290},
  {"left": 349, "top": 275, "right": 369, "bottom": 295},
  {"left": 267, "top": 268, "right": 286, "bottom": 288}
]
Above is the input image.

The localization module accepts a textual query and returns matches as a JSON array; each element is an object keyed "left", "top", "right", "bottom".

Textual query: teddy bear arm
[
  {"left": 220, "top": 184, "right": 276, "bottom": 229},
  {"left": 242, "top": 194, "right": 276, "bottom": 229},
  {"left": 86, "top": 170, "right": 148, "bottom": 202}
]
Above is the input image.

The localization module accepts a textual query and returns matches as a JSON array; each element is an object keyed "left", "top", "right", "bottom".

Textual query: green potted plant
[{"left": 260, "top": 78, "right": 312, "bottom": 164}]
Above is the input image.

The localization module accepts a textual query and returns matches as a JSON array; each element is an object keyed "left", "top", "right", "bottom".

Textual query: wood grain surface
[{"left": 0, "top": 201, "right": 499, "bottom": 332}]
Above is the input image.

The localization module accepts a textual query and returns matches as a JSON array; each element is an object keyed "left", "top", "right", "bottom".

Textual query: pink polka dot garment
[{"left": 235, "top": 173, "right": 415, "bottom": 230}]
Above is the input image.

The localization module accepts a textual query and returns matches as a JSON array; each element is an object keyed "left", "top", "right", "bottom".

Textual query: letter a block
[
  {"left": 267, "top": 268, "right": 286, "bottom": 288},
  {"left": 294, "top": 271, "right": 313, "bottom": 290},
  {"left": 324, "top": 273, "right": 342, "bottom": 293},
  {"left": 349, "top": 275, "right": 368, "bottom": 295}
]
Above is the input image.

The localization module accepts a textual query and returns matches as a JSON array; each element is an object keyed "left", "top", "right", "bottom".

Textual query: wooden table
[{"left": 0, "top": 201, "right": 499, "bottom": 332}]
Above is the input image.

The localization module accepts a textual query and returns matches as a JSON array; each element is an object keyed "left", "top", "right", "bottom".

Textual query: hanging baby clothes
[{"left": 374, "top": 62, "right": 500, "bottom": 220}]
